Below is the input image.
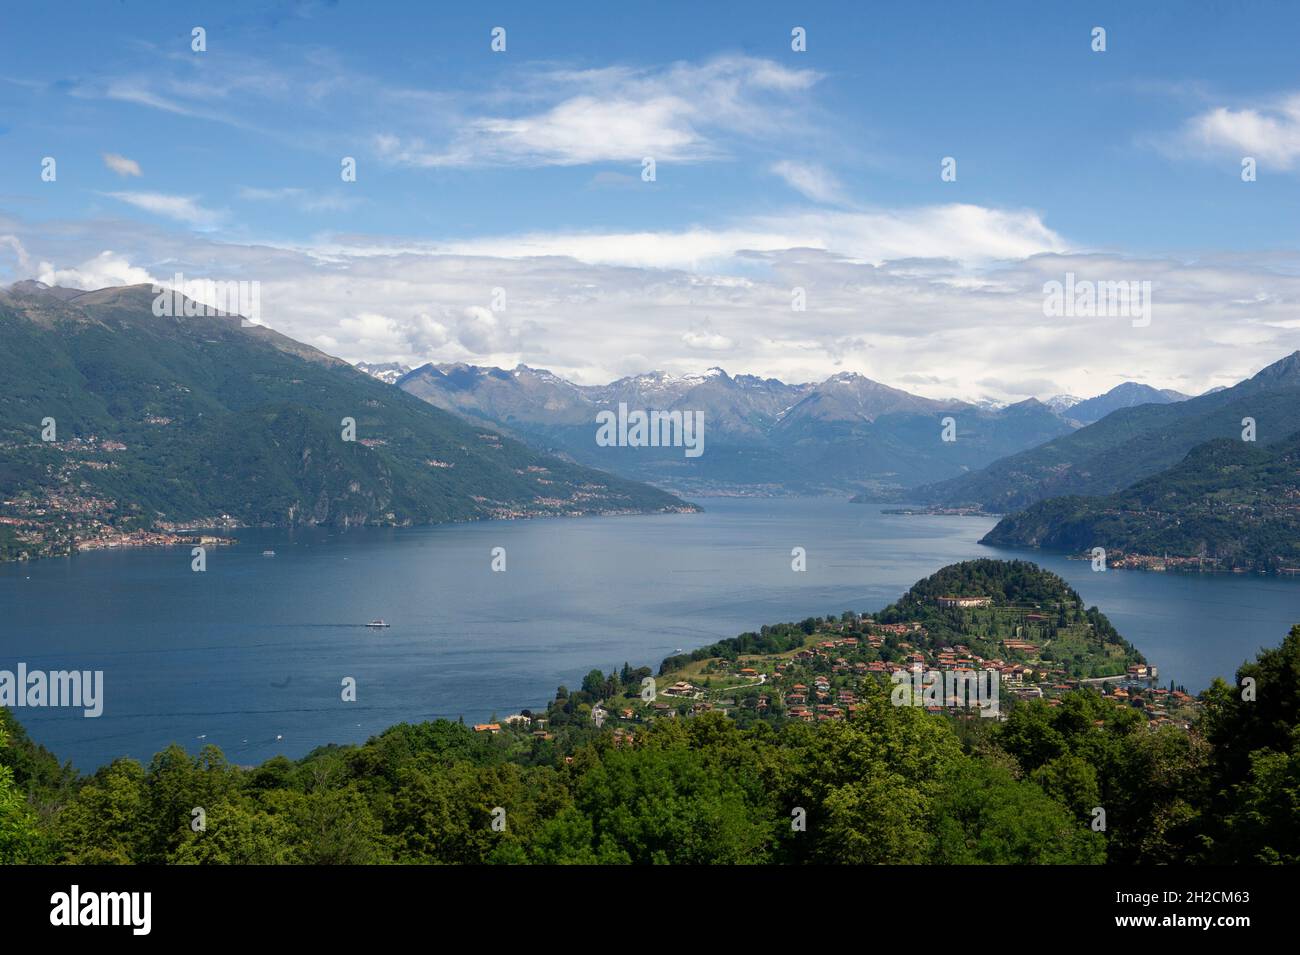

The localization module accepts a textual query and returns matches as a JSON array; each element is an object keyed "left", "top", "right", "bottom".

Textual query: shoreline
[{"left": 0, "top": 501, "right": 702, "bottom": 565}]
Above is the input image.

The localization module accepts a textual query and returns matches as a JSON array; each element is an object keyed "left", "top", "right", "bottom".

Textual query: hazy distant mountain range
[
  {"left": 352, "top": 353, "right": 1300, "bottom": 571},
  {"left": 0, "top": 282, "right": 690, "bottom": 558},
  {"left": 4, "top": 277, "right": 1288, "bottom": 570},
  {"left": 385, "top": 362, "right": 1077, "bottom": 495},
  {"left": 914, "top": 351, "right": 1300, "bottom": 512},
  {"left": 1063, "top": 382, "right": 1191, "bottom": 425}
]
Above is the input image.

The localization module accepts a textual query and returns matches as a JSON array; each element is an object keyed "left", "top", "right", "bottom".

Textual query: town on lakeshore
[
  {"left": 0, "top": 434, "right": 233, "bottom": 559},
  {"left": 478, "top": 569, "right": 1201, "bottom": 746},
  {"left": 1070, "top": 549, "right": 1300, "bottom": 576}
]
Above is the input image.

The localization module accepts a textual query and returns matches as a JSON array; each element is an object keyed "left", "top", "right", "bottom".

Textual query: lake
[{"left": 1, "top": 497, "right": 1297, "bottom": 770}]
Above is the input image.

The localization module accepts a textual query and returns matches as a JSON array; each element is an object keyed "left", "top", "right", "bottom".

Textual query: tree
[
  {"left": 141, "top": 743, "right": 238, "bottom": 862},
  {"left": 1031, "top": 754, "right": 1100, "bottom": 821},
  {"left": 279, "top": 786, "right": 386, "bottom": 864},
  {"left": 53, "top": 759, "right": 149, "bottom": 864},
  {"left": 1196, "top": 625, "right": 1300, "bottom": 862},
  {"left": 933, "top": 759, "right": 1106, "bottom": 864},
  {"left": 765, "top": 687, "right": 964, "bottom": 864},
  {"left": 0, "top": 726, "right": 44, "bottom": 863},
  {"left": 564, "top": 743, "right": 774, "bottom": 867},
  {"left": 169, "top": 799, "right": 297, "bottom": 865}
]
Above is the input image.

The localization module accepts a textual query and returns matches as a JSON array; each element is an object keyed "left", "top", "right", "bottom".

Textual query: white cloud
[
  {"left": 331, "top": 311, "right": 414, "bottom": 356},
  {"left": 36, "top": 250, "right": 157, "bottom": 289},
  {"left": 239, "top": 187, "right": 302, "bottom": 201},
  {"left": 310, "top": 203, "right": 1065, "bottom": 271},
  {"left": 101, "top": 153, "right": 142, "bottom": 177},
  {"left": 238, "top": 186, "right": 357, "bottom": 213},
  {"left": 80, "top": 55, "right": 307, "bottom": 132},
  {"left": 376, "top": 55, "right": 821, "bottom": 168},
  {"left": 398, "top": 312, "right": 451, "bottom": 352},
  {"left": 71, "top": 51, "right": 829, "bottom": 184},
  {"left": 769, "top": 161, "right": 842, "bottom": 203},
  {"left": 0, "top": 235, "right": 34, "bottom": 274},
  {"left": 682, "top": 319, "right": 734, "bottom": 351},
  {"left": 328, "top": 306, "right": 514, "bottom": 361},
  {"left": 105, "top": 192, "right": 225, "bottom": 230},
  {"left": 454, "top": 305, "right": 514, "bottom": 353},
  {"left": 101, "top": 80, "right": 212, "bottom": 119},
  {"left": 1182, "top": 93, "right": 1300, "bottom": 169}
]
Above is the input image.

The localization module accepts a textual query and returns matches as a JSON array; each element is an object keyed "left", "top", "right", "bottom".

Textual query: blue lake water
[{"left": 1, "top": 497, "right": 1297, "bottom": 771}]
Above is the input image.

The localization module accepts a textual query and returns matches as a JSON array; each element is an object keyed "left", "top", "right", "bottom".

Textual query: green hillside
[
  {"left": 873, "top": 559, "right": 1143, "bottom": 677},
  {"left": 651, "top": 559, "right": 1142, "bottom": 681},
  {"left": 982, "top": 432, "right": 1300, "bottom": 573},
  {"left": 914, "top": 351, "right": 1300, "bottom": 512},
  {"left": 0, "top": 283, "right": 692, "bottom": 559}
]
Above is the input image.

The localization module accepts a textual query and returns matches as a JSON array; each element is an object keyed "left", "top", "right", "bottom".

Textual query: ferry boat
[
  {"left": 261, "top": 550, "right": 276, "bottom": 557},
  {"left": 365, "top": 619, "right": 391, "bottom": 628}
]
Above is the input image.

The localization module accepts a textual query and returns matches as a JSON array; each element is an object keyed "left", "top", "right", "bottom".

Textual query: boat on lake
[{"left": 365, "top": 619, "right": 391, "bottom": 628}]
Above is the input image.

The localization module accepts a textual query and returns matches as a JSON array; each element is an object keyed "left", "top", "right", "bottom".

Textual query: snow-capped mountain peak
[
  {"left": 1045, "top": 394, "right": 1083, "bottom": 414},
  {"left": 354, "top": 361, "right": 411, "bottom": 385}
]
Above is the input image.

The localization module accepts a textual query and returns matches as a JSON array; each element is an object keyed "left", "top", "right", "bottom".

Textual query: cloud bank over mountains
[{"left": 3, "top": 206, "right": 1298, "bottom": 405}]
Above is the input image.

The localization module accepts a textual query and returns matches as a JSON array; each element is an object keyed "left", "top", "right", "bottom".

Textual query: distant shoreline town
[{"left": 1065, "top": 550, "right": 1300, "bottom": 577}]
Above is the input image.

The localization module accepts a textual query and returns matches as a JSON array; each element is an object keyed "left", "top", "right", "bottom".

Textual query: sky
[{"left": 2, "top": 0, "right": 1300, "bottom": 402}]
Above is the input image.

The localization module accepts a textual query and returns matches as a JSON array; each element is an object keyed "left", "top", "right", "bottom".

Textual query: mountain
[
  {"left": 1045, "top": 394, "right": 1083, "bottom": 415},
  {"left": 404, "top": 364, "right": 816, "bottom": 440},
  {"left": 1067, "top": 382, "right": 1190, "bottom": 425},
  {"left": 773, "top": 371, "right": 950, "bottom": 426},
  {"left": 0, "top": 283, "right": 692, "bottom": 560},
  {"left": 395, "top": 363, "right": 1075, "bottom": 496},
  {"left": 355, "top": 361, "right": 411, "bottom": 385},
  {"left": 913, "top": 351, "right": 1300, "bottom": 512},
  {"left": 5, "top": 279, "right": 86, "bottom": 302},
  {"left": 981, "top": 431, "right": 1300, "bottom": 573}
]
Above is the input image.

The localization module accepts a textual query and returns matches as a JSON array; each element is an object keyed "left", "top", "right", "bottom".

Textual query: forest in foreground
[{"left": 2, "top": 621, "right": 1297, "bottom": 865}]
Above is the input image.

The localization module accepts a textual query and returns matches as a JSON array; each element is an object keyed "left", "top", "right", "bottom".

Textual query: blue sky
[{"left": 2, "top": 0, "right": 1299, "bottom": 399}]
